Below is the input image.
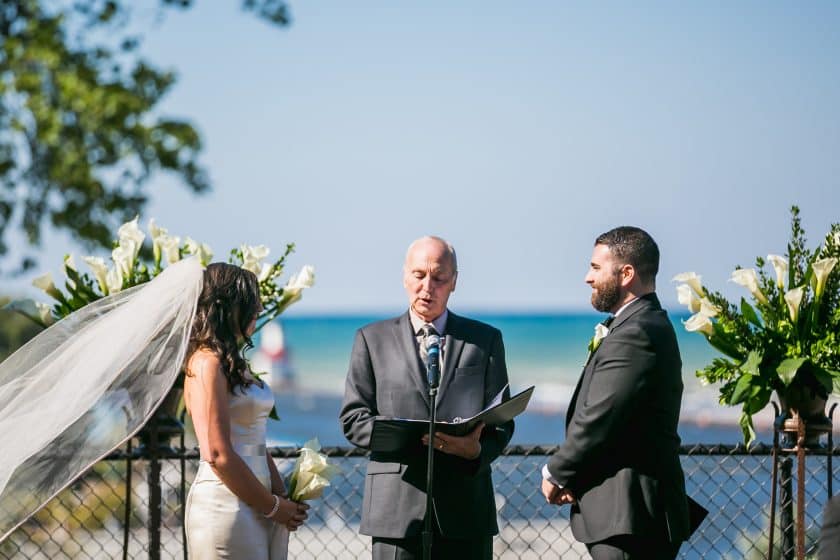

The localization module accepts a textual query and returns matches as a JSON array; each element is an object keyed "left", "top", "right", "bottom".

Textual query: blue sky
[{"left": 8, "top": 1, "right": 840, "bottom": 313}]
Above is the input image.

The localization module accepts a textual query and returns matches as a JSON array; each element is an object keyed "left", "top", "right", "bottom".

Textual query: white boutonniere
[
  {"left": 588, "top": 322, "right": 610, "bottom": 353},
  {"left": 584, "top": 323, "right": 610, "bottom": 366}
]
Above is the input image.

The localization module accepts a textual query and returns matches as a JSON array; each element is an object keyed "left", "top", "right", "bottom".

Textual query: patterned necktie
[
  {"left": 602, "top": 315, "right": 615, "bottom": 328},
  {"left": 419, "top": 323, "right": 439, "bottom": 365}
]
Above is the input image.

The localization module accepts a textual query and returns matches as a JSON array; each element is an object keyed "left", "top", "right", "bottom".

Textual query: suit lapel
[
  {"left": 436, "top": 312, "right": 465, "bottom": 406},
  {"left": 608, "top": 293, "right": 658, "bottom": 332},
  {"left": 566, "top": 362, "right": 589, "bottom": 429},
  {"left": 565, "top": 293, "right": 662, "bottom": 429},
  {"left": 392, "top": 312, "right": 430, "bottom": 408}
]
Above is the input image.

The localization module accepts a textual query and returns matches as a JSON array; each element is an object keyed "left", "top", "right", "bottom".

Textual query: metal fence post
[
  {"left": 780, "top": 456, "right": 795, "bottom": 560},
  {"left": 123, "top": 438, "right": 134, "bottom": 560},
  {"left": 145, "top": 416, "right": 162, "bottom": 560}
]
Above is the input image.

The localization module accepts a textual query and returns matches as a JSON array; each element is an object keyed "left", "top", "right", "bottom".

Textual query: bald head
[
  {"left": 402, "top": 236, "right": 458, "bottom": 322},
  {"left": 404, "top": 236, "right": 458, "bottom": 273}
]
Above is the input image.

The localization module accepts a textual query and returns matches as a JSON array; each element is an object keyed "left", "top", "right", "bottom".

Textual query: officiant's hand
[
  {"left": 271, "top": 498, "right": 310, "bottom": 531},
  {"left": 422, "top": 422, "right": 484, "bottom": 460}
]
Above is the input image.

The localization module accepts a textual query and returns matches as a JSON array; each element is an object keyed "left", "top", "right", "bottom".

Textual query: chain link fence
[{"left": 1, "top": 443, "right": 837, "bottom": 559}]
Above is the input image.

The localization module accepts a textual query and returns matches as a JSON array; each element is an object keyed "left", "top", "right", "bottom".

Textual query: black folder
[
  {"left": 688, "top": 496, "right": 709, "bottom": 536},
  {"left": 370, "top": 385, "right": 535, "bottom": 453}
]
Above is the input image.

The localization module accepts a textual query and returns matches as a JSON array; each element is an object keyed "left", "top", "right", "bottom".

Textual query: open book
[{"left": 370, "top": 385, "right": 535, "bottom": 453}]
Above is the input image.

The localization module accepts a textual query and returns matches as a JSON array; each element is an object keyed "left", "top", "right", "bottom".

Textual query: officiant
[{"left": 339, "top": 235, "right": 514, "bottom": 560}]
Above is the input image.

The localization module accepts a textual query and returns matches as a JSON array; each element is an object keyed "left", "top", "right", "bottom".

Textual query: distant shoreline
[{"left": 267, "top": 387, "right": 839, "bottom": 447}]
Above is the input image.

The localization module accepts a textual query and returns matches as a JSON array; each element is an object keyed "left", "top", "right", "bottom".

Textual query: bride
[
  {"left": 183, "top": 262, "right": 309, "bottom": 558},
  {"left": 0, "top": 258, "right": 308, "bottom": 558}
]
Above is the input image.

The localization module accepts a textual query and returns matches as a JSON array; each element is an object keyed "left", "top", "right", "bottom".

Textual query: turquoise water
[
  {"left": 253, "top": 311, "right": 771, "bottom": 445},
  {"left": 262, "top": 311, "right": 718, "bottom": 393}
]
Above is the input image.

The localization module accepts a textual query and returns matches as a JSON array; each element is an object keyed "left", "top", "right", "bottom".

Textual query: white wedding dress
[{"left": 185, "top": 380, "right": 289, "bottom": 559}]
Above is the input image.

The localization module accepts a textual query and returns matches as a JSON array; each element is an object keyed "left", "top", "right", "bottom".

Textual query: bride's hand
[{"left": 270, "top": 497, "right": 309, "bottom": 530}]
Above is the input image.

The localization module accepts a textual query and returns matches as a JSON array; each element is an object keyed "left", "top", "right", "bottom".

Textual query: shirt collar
[
  {"left": 409, "top": 308, "right": 448, "bottom": 335},
  {"left": 613, "top": 297, "right": 639, "bottom": 318}
]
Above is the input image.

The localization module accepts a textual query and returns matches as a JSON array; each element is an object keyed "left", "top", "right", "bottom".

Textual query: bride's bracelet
[{"left": 263, "top": 494, "right": 281, "bottom": 518}]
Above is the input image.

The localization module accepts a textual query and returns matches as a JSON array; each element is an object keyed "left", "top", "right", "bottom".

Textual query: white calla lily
[
  {"left": 35, "top": 302, "right": 54, "bottom": 325},
  {"left": 197, "top": 244, "right": 213, "bottom": 266},
  {"left": 117, "top": 216, "right": 145, "bottom": 260},
  {"left": 812, "top": 257, "right": 838, "bottom": 299},
  {"left": 32, "top": 272, "right": 54, "bottom": 292},
  {"left": 149, "top": 219, "right": 169, "bottom": 266},
  {"left": 258, "top": 263, "right": 273, "bottom": 283},
  {"left": 4, "top": 299, "right": 53, "bottom": 327},
  {"left": 698, "top": 297, "right": 721, "bottom": 318},
  {"left": 241, "top": 244, "right": 270, "bottom": 275},
  {"left": 105, "top": 266, "right": 123, "bottom": 294},
  {"left": 83, "top": 256, "right": 109, "bottom": 293},
  {"left": 767, "top": 254, "right": 789, "bottom": 289},
  {"left": 592, "top": 323, "right": 609, "bottom": 349},
  {"left": 684, "top": 312, "right": 714, "bottom": 336},
  {"left": 272, "top": 265, "right": 316, "bottom": 314},
  {"left": 112, "top": 243, "right": 135, "bottom": 278},
  {"left": 676, "top": 284, "right": 701, "bottom": 313},
  {"left": 242, "top": 244, "right": 270, "bottom": 262},
  {"left": 63, "top": 254, "right": 77, "bottom": 289},
  {"left": 159, "top": 235, "right": 181, "bottom": 264},
  {"left": 730, "top": 268, "right": 768, "bottom": 304},
  {"left": 672, "top": 272, "right": 704, "bottom": 297},
  {"left": 241, "top": 260, "right": 261, "bottom": 276},
  {"left": 784, "top": 286, "right": 805, "bottom": 323},
  {"left": 184, "top": 237, "right": 213, "bottom": 266},
  {"left": 32, "top": 272, "right": 62, "bottom": 299},
  {"left": 288, "top": 438, "right": 339, "bottom": 501},
  {"left": 148, "top": 218, "right": 166, "bottom": 239},
  {"left": 286, "top": 265, "right": 316, "bottom": 290}
]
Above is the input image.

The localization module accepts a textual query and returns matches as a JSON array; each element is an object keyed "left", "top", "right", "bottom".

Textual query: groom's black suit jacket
[{"left": 547, "top": 293, "right": 692, "bottom": 545}]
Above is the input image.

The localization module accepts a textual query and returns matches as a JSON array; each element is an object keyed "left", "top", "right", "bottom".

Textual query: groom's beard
[{"left": 590, "top": 273, "right": 622, "bottom": 313}]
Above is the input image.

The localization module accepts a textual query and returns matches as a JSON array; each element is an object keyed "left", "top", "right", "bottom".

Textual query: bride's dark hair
[{"left": 187, "top": 263, "right": 261, "bottom": 393}]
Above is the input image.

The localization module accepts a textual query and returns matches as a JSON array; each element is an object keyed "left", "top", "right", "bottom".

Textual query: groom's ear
[
  {"left": 450, "top": 270, "right": 458, "bottom": 292},
  {"left": 619, "top": 264, "right": 635, "bottom": 287}
]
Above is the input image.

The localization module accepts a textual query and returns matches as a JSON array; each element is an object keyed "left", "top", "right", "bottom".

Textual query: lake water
[{"left": 247, "top": 311, "right": 798, "bottom": 446}]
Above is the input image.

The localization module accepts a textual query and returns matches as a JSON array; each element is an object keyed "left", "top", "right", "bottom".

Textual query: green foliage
[
  {"left": 11, "top": 216, "right": 312, "bottom": 331},
  {"left": 675, "top": 206, "right": 840, "bottom": 445},
  {"left": 0, "top": 296, "right": 43, "bottom": 361},
  {"left": 0, "top": 0, "right": 290, "bottom": 272}
]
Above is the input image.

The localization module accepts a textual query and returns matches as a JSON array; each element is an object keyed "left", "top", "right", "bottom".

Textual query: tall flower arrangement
[
  {"left": 673, "top": 207, "right": 840, "bottom": 444},
  {"left": 8, "top": 216, "right": 315, "bottom": 334}
]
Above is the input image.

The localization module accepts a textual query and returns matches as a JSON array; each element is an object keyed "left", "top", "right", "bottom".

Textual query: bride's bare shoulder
[{"left": 186, "top": 348, "right": 222, "bottom": 380}]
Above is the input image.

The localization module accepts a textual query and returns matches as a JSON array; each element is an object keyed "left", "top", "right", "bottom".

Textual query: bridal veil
[{"left": 0, "top": 257, "right": 203, "bottom": 541}]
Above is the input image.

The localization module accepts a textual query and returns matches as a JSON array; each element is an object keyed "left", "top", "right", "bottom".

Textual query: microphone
[{"left": 425, "top": 333, "right": 441, "bottom": 388}]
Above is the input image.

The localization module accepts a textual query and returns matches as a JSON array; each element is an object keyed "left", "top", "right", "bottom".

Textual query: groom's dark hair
[{"left": 595, "top": 226, "right": 659, "bottom": 285}]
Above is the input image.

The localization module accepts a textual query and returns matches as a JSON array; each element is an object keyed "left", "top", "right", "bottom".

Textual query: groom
[
  {"left": 340, "top": 236, "right": 513, "bottom": 560},
  {"left": 541, "top": 226, "right": 693, "bottom": 560}
]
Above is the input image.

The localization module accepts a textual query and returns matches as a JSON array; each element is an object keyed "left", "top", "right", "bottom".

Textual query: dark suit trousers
[
  {"left": 586, "top": 535, "right": 682, "bottom": 560},
  {"left": 372, "top": 533, "right": 491, "bottom": 560}
]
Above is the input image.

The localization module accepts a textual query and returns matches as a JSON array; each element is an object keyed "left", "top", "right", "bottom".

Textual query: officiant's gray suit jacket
[
  {"left": 339, "top": 310, "right": 513, "bottom": 539},
  {"left": 547, "top": 293, "right": 692, "bottom": 545}
]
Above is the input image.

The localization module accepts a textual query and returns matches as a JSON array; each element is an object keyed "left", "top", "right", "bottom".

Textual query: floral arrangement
[
  {"left": 8, "top": 216, "right": 315, "bottom": 332},
  {"left": 286, "top": 438, "right": 340, "bottom": 501},
  {"left": 673, "top": 206, "right": 839, "bottom": 444}
]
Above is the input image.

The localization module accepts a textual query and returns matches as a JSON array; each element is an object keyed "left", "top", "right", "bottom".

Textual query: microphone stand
[{"left": 422, "top": 340, "right": 441, "bottom": 560}]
